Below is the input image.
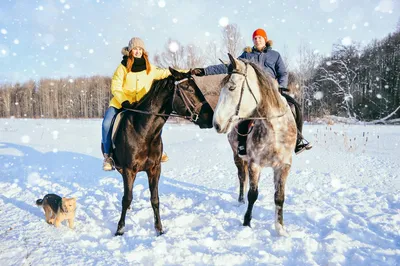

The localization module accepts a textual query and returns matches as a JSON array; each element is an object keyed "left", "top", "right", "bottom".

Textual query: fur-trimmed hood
[{"left": 243, "top": 40, "right": 273, "bottom": 53}]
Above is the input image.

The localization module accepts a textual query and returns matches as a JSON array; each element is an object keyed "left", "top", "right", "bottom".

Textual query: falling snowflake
[
  {"left": 341, "top": 37, "right": 352, "bottom": 46},
  {"left": 374, "top": 0, "right": 393, "bottom": 13},
  {"left": 376, "top": 94, "right": 382, "bottom": 99},
  {"left": 314, "top": 91, "right": 324, "bottom": 100},
  {"left": 1, "top": 29, "right": 7, "bottom": 34},
  {"left": 169, "top": 41, "right": 179, "bottom": 53},
  {"left": 319, "top": 0, "right": 339, "bottom": 12},
  {"left": 331, "top": 178, "right": 341, "bottom": 188},
  {"left": 21, "top": 135, "right": 30, "bottom": 143},
  {"left": 89, "top": 49, "right": 94, "bottom": 54},
  {"left": 172, "top": 18, "right": 178, "bottom": 23},
  {"left": 219, "top": 17, "right": 229, "bottom": 27},
  {"left": 158, "top": 0, "right": 166, "bottom": 8},
  {"left": 27, "top": 172, "right": 41, "bottom": 185},
  {"left": 327, "top": 18, "right": 333, "bottom": 23},
  {"left": 0, "top": 48, "right": 8, "bottom": 57}
]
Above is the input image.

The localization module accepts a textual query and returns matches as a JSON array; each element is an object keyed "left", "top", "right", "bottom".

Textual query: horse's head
[
  {"left": 169, "top": 67, "right": 214, "bottom": 129},
  {"left": 213, "top": 53, "right": 261, "bottom": 134}
]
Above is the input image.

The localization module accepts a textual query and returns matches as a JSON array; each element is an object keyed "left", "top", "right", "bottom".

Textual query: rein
[{"left": 122, "top": 77, "right": 207, "bottom": 123}]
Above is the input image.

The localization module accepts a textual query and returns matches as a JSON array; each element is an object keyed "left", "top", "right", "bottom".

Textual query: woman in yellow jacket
[{"left": 102, "top": 37, "right": 170, "bottom": 171}]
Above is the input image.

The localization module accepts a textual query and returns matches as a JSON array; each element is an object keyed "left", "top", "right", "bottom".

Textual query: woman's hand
[{"left": 121, "top": 101, "right": 135, "bottom": 109}]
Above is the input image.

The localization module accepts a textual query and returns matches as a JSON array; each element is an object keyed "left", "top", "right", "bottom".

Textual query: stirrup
[
  {"left": 295, "top": 140, "right": 312, "bottom": 155},
  {"left": 103, "top": 156, "right": 115, "bottom": 171}
]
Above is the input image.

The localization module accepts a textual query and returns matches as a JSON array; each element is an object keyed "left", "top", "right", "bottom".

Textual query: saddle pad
[{"left": 111, "top": 111, "right": 125, "bottom": 149}]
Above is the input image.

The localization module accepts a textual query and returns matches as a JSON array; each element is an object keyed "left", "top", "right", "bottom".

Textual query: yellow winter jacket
[{"left": 109, "top": 63, "right": 171, "bottom": 109}]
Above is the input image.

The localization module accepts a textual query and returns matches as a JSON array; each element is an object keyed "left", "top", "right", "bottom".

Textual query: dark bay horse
[
  {"left": 212, "top": 54, "right": 297, "bottom": 236},
  {"left": 112, "top": 68, "right": 213, "bottom": 236}
]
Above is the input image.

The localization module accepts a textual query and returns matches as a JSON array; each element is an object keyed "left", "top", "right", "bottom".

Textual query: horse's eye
[{"left": 228, "top": 86, "right": 236, "bottom": 91}]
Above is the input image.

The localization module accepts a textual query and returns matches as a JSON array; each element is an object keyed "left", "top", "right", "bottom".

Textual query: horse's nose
[{"left": 214, "top": 122, "right": 221, "bottom": 133}]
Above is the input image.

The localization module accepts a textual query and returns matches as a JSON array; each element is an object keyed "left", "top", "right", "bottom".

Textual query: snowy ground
[{"left": 0, "top": 118, "right": 399, "bottom": 266}]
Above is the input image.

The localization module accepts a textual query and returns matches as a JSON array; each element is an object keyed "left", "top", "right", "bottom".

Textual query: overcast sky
[{"left": 0, "top": 0, "right": 399, "bottom": 83}]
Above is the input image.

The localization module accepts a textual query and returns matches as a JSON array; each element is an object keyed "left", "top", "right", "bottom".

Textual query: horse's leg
[
  {"left": 146, "top": 165, "right": 163, "bottom": 236},
  {"left": 243, "top": 162, "right": 261, "bottom": 227},
  {"left": 234, "top": 154, "right": 248, "bottom": 204},
  {"left": 274, "top": 164, "right": 291, "bottom": 236},
  {"left": 115, "top": 168, "right": 136, "bottom": 236}
]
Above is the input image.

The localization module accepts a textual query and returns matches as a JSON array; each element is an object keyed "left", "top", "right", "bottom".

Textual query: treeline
[
  {"left": 0, "top": 76, "right": 111, "bottom": 118},
  {"left": 0, "top": 24, "right": 399, "bottom": 121},
  {"left": 298, "top": 29, "right": 400, "bottom": 121}
]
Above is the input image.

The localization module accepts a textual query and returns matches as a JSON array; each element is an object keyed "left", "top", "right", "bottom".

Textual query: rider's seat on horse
[{"left": 236, "top": 88, "right": 312, "bottom": 156}]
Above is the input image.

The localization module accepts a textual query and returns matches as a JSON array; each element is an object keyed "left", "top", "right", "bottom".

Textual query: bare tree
[
  {"left": 205, "top": 41, "right": 220, "bottom": 65},
  {"left": 281, "top": 44, "right": 291, "bottom": 70},
  {"left": 153, "top": 39, "right": 186, "bottom": 69},
  {"left": 293, "top": 43, "right": 323, "bottom": 119},
  {"left": 221, "top": 24, "right": 244, "bottom": 58},
  {"left": 185, "top": 44, "right": 205, "bottom": 69}
]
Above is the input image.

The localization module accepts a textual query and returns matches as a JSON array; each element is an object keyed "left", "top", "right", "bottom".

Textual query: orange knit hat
[{"left": 252, "top": 28, "right": 267, "bottom": 42}]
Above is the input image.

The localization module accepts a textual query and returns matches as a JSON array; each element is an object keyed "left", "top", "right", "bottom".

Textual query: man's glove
[
  {"left": 121, "top": 100, "right": 134, "bottom": 109},
  {"left": 191, "top": 68, "right": 205, "bottom": 76}
]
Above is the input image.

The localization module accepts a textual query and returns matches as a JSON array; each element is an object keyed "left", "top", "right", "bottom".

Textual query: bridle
[
  {"left": 228, "top": 63, "right": 258, "bottom": 123},
  {"left": 227, "top": 61, "right": 288, "bottom": 122},
  {"left": 173, "top": 77, "right": 209, "bottom": 122},
  {"left": 123, "top": 76, "right": 208, "bottom": 123}
]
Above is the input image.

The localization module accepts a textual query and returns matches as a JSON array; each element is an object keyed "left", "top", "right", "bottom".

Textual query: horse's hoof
[
  {"left": 238, "top": 199, "right": 245, "bottom": 205},
  {"left": 115, "top": 227, "right": 125, "bottom": 236},
  {"left": 115, "top": 231, "right": 124, "bottom": 236},
  {"left": 243, "top": 221, "right": 251, "bottom": 227},
  {"left": 275, "top": 223, "right": 289, "bottom": 237},
  {"left": 156, "top": 230, "right": 164, "bottom": 236}
]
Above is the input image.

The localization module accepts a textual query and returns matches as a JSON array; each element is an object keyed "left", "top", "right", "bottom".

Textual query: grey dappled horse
[{"left": 213, "top": 54, "right": 297, "bottom": 236}]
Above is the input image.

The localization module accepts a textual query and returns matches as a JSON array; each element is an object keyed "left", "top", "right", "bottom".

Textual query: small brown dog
[{"left": 36, "top": 194, "right": 76, "bottom": 229}]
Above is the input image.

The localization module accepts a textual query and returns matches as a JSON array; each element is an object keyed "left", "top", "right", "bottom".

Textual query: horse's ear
[
  {"left": 169, "top": 67, "right": 184, "bottom": 79},
  {"left": 228, "top": 53, "right": 237, "bottom": 70}
]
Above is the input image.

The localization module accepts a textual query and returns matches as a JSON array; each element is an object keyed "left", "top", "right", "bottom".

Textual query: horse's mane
[
  {"left": 246, "top": 61, "right": 286, "bottom": 114},
  {"left": 220, "top": 60, "right": 286, "bottom": 114},
  {"left": 135, "top": 75, "right": 175, "bottom": 109}
]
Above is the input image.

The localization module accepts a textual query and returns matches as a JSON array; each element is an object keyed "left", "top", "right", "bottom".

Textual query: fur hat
[
  {"left": 121, "top": 37, "right": 146, "bottom": 56},
  {"left": 252, "top": 28, "right": 267, "bottom": 42}
]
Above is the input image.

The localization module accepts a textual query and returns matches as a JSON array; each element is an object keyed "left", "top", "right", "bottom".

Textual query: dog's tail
[{"left": 36, "top": 199, "right": 43, "bottom": 206}]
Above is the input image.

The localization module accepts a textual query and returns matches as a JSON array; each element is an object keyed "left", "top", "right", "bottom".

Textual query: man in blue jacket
[{"left": 192, "top": 28, "right": 312, "bottom": 155}]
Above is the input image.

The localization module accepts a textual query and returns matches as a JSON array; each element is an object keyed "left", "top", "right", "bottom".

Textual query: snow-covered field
[{"left": 0, "top": 118, "right": 399, "bottom": 266}]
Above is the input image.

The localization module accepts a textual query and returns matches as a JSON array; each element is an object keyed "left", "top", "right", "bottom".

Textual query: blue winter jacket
[{"left": 204, "top": 46, "right": 288, "bottom": 88}]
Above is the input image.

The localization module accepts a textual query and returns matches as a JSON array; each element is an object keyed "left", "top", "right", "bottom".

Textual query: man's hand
[{"left": 191, "top": 68, "right": 205, "bottom": 76}]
